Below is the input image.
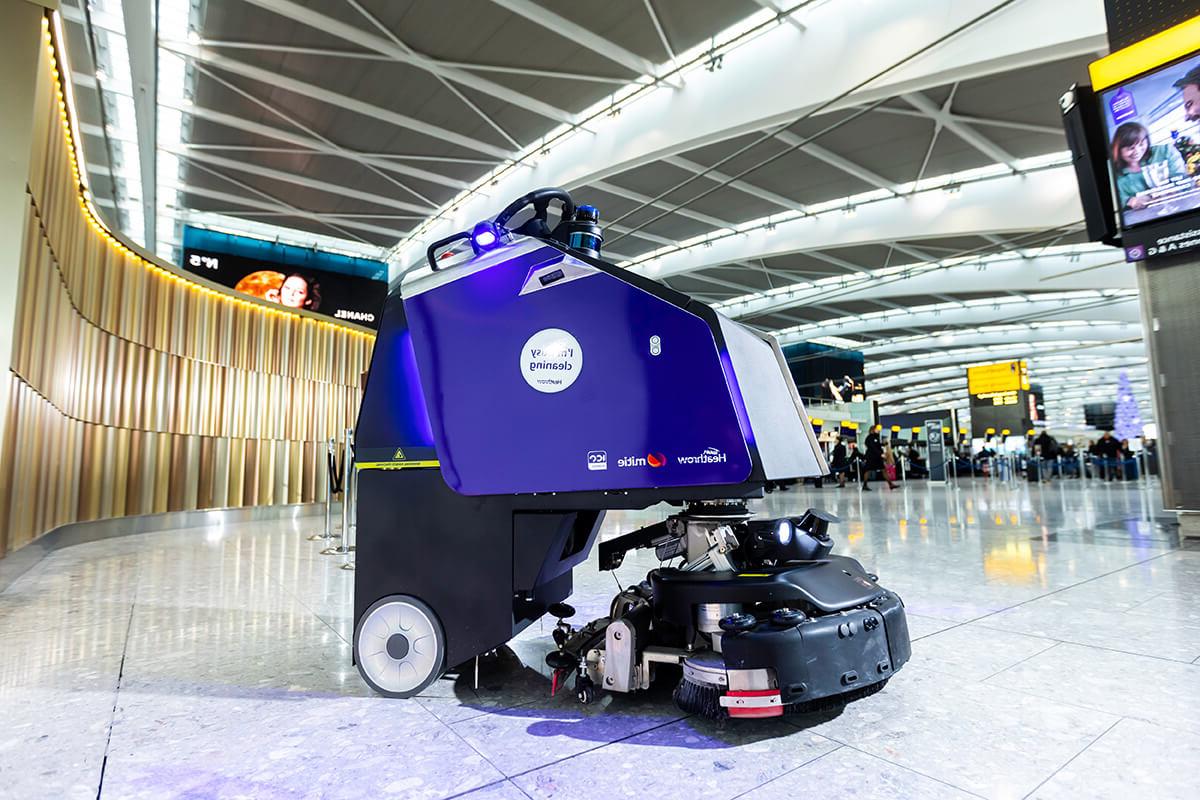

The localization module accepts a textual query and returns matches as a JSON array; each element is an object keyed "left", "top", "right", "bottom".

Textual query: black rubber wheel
[
  {"left": 353, "top": 595, "right": 446, "bottom": 698},
  {"left": 575, "top": 674, "right": 596, "bottom": 705},
  {"left": 719, "top": 612, "right": 758, "bottom": 634}
]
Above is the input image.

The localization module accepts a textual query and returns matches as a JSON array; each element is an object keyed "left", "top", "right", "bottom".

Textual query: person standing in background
[
  {"left": 830, "top": 435, "right": 849, "bottom": 488},
  {"left": 862, "top": 425, "right": 896, "bottom": 491}
]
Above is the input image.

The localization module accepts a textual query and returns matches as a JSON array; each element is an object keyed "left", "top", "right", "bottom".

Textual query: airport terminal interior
[{"left": 1, "top": 1, "right": 1198, "bottom": 798}]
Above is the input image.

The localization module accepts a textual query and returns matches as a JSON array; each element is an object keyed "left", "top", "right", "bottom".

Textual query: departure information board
[
  {"left": 968, "top": 360, "right": 1032, "bottom": 437},
  {"left": 967, "top": 360, "right": 1029, "bottom": 397}
]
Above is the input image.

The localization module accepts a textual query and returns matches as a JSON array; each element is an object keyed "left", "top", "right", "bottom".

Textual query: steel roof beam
[
  {"left": 161, "top": 41, "right": 517, "bottom": 160},
  {"left": 876, "top": 364, "right": 1149, "bottom": 405},
  {"left": 160, "top": 102, "right": 473, "bottom": 190},
  {"left": 590, "top": 180, "right": 733, "bottom": 230},
  {"left": 774, "top": 294, "right": 1140, "bottom": 340},
  {"left": 889, "top": 242, "right": 940, "bottom": 262},
  {"left": 803, "top": 250, "right": 869, "bottom": 275},
  {"left": 901, "top": 90, "right": 1019, "bottom": 170},
  {"left": 682, "top": 273, "right": 763, "bottom": 294},
  {"left": 399, "top": 0, "right": 1106, "bottom": 266},
  {"left": 157, "top": 178, "right": 409, "bottom": 240},
  {"left": 868, "top": 355, "right": 1148, "bottom": 392},
  {"left": 729, "top": 251, "right": 1132, "bottom": 324},
  {"left": 194, "top": 39, "right": 633, "bottom": 86},
  {"left": 771, "top": 131, "right": 901, "bottom": 194},
  {"left": 634, "top": 167, "right": 1086, "bottom": 281},
  {"left": 165, "top": 147, "right": 437, "bottom": 215},
  {"left": 863, "top": 104, "right": 1062, "bottom": 136},
  {"left": 751, "top": 0, "right": 808, "bottom": 31},
  {"left": 865, "top": 339, "right": 1146, "bottom": 378},
  {"left": 664, "top": 155, "right": 807, "bottom": 214},
  {"left": 859, "top": 322, "right": 1143, "bottom": 356},
  {"left": 235, "top": 0, "right": 573, "bottom": 124},
  {"left": 489, "top": 0, "right": 669, "bottom": 83},
  {"left": 171, "top": 144, "right": 495, "bottom": 165}
]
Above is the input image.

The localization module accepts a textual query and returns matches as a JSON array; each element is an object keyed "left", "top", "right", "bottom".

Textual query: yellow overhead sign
[
  {"left": 1089, "top": 15, "right": 1200, "bottom": 90},
  {"left": 967, "top": 360, "right": 1029, "bottom": 395}
]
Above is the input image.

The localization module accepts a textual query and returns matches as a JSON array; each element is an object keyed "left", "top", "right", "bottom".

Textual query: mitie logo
[
  {"left": 617, "top": 452, "right": 667, "bottom": 468},
  {"left": 677, "top": 446, "right": 727, "bottom": 465}
]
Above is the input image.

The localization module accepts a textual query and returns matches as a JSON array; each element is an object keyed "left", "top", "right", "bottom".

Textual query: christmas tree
[{"left": 1113, "top": 370, "right": 1142, "bottom": 441}]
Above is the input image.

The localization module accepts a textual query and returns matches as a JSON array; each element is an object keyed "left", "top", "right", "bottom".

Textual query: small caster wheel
[
  {"left": 719, "top": 612, "right": 758, "bottom": 634},
  {"left": 575, "top": 675, "right": 596, "bottom": 705},
  {"left": 771, "top": 607, "right": 807, "bottom": 628}
]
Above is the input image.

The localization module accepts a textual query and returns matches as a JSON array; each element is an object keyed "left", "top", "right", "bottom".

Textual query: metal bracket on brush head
[{"left": 680, "top": 524, "right": 740, "bottom": 573}]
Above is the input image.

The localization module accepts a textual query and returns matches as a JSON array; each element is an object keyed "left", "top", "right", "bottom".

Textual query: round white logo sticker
[{"left": 521, "top": 328, "right": 582, "bottom": 393}]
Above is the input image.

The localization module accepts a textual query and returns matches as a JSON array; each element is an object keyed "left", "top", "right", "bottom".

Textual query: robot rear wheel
[{"left": 354, "top": 595, "right": 446, "bottom": 698}]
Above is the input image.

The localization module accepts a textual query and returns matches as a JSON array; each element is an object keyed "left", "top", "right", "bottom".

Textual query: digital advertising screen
[
  {"left": 780, "top": 342, "right": 865, "bottom": 402},
  {"left": 1084, "top": 401, "right": 1117, "bottom": 430},
  {"left": 181, "top": 226, "right": 389, "bottom": 330},
  {"left": 1028, "top": 383, "right": 1046, "bottom": 424},
  {"left": 1100, "top": 50, "right": 1200, "bottom": 231}
]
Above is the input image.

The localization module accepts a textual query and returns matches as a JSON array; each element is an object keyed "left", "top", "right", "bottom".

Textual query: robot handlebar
[
  {"left": 493, "top": 187, "right": 575, "bottom": 234},
  {"left": 424, "top": 187, "right": 577, "bottom": 271}
]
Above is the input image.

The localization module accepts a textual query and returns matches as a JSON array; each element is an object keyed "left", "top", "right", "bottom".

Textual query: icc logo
[{"left": 587, "top": 450, "right": 608, "bottom": 471}]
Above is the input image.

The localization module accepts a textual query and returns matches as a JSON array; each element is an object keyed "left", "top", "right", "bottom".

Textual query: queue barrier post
[
  {"left": 309, "top": 437, "right": 341, "bottom": 542},
  {"left": 340, "top": 430, "right": 358, "bottom": 571},
  {"left": 322, "top": 428, "right": 355, "bottom": 557}
]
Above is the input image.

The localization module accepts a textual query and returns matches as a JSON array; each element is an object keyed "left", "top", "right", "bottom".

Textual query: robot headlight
[
  {"left": 470, "top": 220, "right": 503, "bottom": 254},
  {"left": 750, "top": 511, "right": 838, "bottom": 566},
  {"left": 774, "top": 518, "right": 794, "bottom": 545}
]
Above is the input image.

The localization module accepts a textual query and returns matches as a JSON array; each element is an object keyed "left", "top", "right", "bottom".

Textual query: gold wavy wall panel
[{"left": 0, "top": 29, "right": 376, "bottom": 556}]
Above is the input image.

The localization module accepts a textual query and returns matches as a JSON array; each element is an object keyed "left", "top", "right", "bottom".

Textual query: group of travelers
[
  {"left": 1027, "top": 430, "right": 1151, "bottom": 481},
  {"left": 1085, "top": 431, "right": 1140, "bottom": 481},
  {"left": 824, "top": 427, "right": 1154, "bottom": 488},
  {"left": 828, "top": 426, "right": 899, "bottom": 491}
]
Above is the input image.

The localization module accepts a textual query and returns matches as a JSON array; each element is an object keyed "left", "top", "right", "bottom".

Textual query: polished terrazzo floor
[{"left": 1, "top": 477, "right": 1197, "bottom": 800}]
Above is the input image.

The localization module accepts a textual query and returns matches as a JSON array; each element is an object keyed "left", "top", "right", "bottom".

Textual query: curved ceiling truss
[{"left": 60, "top": 0, "right": 1145, "bottom": 429}]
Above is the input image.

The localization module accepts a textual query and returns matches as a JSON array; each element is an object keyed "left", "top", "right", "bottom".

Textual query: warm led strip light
[{"left": 42, "top": 12, "right": 374, "bottom": 341}]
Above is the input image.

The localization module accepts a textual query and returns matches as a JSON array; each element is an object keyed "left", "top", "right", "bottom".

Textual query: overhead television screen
[
  {"left": 1100, "top": 50, "right": 1200, "bottom": 229},
  {"left": 780, "top": 342, "right": 865, "bottom": 402},
  {"left": 181, "top": 226, "right": 388, "bottom": 330}
]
